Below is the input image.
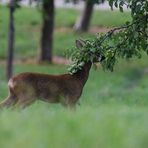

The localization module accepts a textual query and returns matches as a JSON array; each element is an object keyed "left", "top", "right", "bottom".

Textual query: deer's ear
[{"left": 75, "top": 39, "right": 86, "bottom": 49}]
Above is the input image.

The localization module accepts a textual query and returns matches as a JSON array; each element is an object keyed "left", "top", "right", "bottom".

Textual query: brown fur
[{"left": 0, "top": 62, "right": 92, "bottom": 109}]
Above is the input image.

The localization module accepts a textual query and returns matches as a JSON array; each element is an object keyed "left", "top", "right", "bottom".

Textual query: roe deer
[{"left": 0, "top": 40, "right": 104, "bottom": 109}]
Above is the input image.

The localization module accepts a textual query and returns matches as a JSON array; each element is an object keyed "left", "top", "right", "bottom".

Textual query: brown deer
[{"left": 0, "top": 40, "right": 104, "bottom": 109}]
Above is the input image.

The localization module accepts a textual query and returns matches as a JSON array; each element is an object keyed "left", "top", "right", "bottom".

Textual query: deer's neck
[{"left": 74, "top": 61, "right": 92, "bottom": 86}]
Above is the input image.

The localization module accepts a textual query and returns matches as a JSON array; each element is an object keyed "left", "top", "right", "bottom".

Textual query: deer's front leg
[{"left": 60, "top": 96, "right": 77, "bottom": 110}]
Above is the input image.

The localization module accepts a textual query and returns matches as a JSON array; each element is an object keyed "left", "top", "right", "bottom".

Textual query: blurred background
[{"left": 0, "top": 0, "right": 148, "bottom": 148}]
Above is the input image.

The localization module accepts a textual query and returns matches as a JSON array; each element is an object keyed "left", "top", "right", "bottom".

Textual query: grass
[
  {"left": 0, "top": 106, "right": 148, "bottom": 148},
  {"left": 0, "top": 5, "right": 148, "bottom": 148},
  {"left": 0, "top": 55, "right": 148, "bottom": 148}
]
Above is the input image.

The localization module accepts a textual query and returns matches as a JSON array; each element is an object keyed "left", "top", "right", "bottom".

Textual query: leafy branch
[{"left": 68, "top": 0, "right": 148, "bottom": 74}]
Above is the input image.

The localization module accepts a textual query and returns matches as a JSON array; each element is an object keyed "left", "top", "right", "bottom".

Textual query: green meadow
[{"left": 0, "top": 6, "right": 148, "bottom": 148}]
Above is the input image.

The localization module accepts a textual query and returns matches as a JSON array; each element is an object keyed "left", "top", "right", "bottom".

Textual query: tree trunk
[
  {"left": 74, "top": 1, "right": 94, "bottom": 32},
  {"left": 7, "top": 0, "right": 15, "bottom": 80},
  {"left": 39, "top": 0, "right": 54, "bottom": 62}
]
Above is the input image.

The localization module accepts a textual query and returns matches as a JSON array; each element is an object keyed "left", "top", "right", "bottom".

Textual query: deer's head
[{"left": 75, "top": 39, "right": 105, "bottom": 63}]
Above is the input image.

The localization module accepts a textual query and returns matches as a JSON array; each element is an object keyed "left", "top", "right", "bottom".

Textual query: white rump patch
[{"left": 8, "top": 79, "right": 14, "bottom": 88}]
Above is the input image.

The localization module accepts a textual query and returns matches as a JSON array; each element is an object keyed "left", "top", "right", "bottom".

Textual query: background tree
[
  {"left": 8, "top": 0, "right": 55, "bottom": 64},
  {"left": 7, "top": 0, "right": 16, "bottom": 80},
  {"left": 31, "top": 0, "right": 55, "bottom": 62},
  {"left": 39, "top": 0, "right": 54, "bottom": 62},
  {"left": 67, "top": 0, "right": 105, "bottom": 32}
]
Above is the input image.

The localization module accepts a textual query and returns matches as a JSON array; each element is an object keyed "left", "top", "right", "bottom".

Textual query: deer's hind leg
[
  {"left": 15, "top": 98, "right": 36, "bottom": 109},
  {"left": 0, "top": 89, "right": 18, "bottom": 109},
  {"left": 14, "top": 90, "right": 37, "bottom": 109}
]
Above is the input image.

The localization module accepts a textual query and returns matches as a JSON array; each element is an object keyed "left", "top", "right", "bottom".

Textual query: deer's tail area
[{"left": 0, "top": 95, "right": 17, "bottom": 109}]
